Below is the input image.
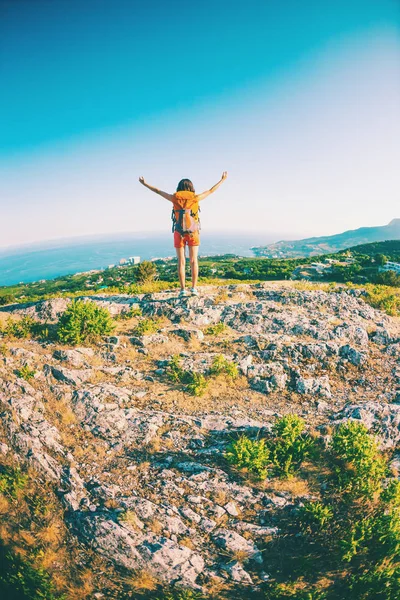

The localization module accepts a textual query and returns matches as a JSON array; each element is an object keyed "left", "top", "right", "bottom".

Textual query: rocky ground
[{"left": 1, "top": 282, "right": 400, "bottom": 596}]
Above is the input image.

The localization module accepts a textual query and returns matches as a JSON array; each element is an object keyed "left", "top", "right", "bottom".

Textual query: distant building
[
  {"left": 380, "top": 261, "right": 400, "bottom": 274},
  {"left": 128, "top": 256, "right": 141, "bottom": 265},
  {"left": 119, "top": 258, "right": 128, "bottom": 265},
  {"left": 107, "top": 264, "right": 115, "bottom": 269}
]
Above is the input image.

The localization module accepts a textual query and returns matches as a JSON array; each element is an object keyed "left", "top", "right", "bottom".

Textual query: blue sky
[{"left": 1, "top": 0, "right": 399, "bottom": 248}]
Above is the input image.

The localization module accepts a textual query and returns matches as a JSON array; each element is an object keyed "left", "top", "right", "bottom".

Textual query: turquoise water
[{"left": 0, "top": 231, "right": 280, "bottom": 287}]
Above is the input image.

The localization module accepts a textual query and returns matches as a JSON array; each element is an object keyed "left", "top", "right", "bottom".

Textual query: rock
[
  {"left": 339, "top": 344, "right": 368, "bottom": 366},
  {"left": 224, "top": 501, "right": 240, "bottom": 516},
  {"left": 295, "top": 375, "right": 331, "bottom": 398},
  {"left": 221, "top": 561, "right": 253, "bottom": 584},
  {"left": 44, "top": 364, "right": 93, "bottom": 387},
  {"left": 171, "top": 328, "right": 204, "bottom": 342},
  {"left": 213, "top": 529, "right": 262, "bottom": 563}
]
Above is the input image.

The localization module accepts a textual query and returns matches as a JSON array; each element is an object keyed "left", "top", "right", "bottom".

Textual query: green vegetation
[
  {"left": 209, "top": 354, "right": 239, "bottom": 379},
  {"left": 0, "top": 465, "right": 28, "bottom": 498},
  {"left": 57, "top": 299, "right": 115, "bottom": 345},
  {"left": 166, "top": 355, "right": 208, "bottom": 396},
  {"left": 203, "top": 322, "right": 228, "bottom": 336},
  {"left": 16, "top": 365, "right": 36, "bottom": 381},
  {"left": 270, "top": 415, "right": 316, "bottom": 479},
  {"left": 0, "top": 316, "right": 41, "bottom": 340},
  {"left": 166, "top": 354, "right": 239, "bottom": 396},
  {"left": 133, "top": 317, "right": 161, "bottom": 336},
  {"left": 115, "top": 305, "right": 142, "bottom": 320},
  {"left": 0, "top": 543, "right": 64, "bottom": 600},
  {"left": 225, "top": 415, "right": 315, "bottom": 480},
  {"left": 1, "top": 242, "right": 399, "bottom": 316},
  {"left": 363, "top": 284, "right": 400, "bottom": 317},
  {"left": 330, "top": 421, "right": 387, "bottom": 498},
  {"left": 225, "top": 435, "right": 270, "bottom": 479},
  {"left": 135, "top": 260, "right": 158, "bottom": 283}
]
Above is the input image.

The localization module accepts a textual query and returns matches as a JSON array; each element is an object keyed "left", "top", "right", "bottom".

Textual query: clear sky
[{"left": 1, "top": 0, "right": 399, "bottom": 249}]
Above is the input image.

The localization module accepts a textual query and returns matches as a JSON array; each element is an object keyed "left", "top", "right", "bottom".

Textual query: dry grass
[
  {"left": 125, "top": 569, "right": 159, "bottom": 592},
  {"left": 147, "top": 518, "right": 163, "bottom": 535}
]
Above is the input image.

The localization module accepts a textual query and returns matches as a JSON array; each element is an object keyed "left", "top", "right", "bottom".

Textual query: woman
[{"left": 139, "top": 172, "right": 228, "bottom": 296}]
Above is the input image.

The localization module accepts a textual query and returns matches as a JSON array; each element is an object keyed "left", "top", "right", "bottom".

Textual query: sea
[{"left": 0, "top": 231, "right": 287, "bottom": 287}]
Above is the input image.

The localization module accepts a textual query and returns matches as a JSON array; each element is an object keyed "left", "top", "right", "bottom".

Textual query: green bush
[
  {"left": 0, "top": 542, "right": 63, "bottom": 600},
  {"left": 330, "top": 421, "right": 387, "bottom": 498},
  {"left": 298, "top": 501, "right": 333, "bottom": 535},
  {"left": 0, "top": 294, "right": 16, "bottom": 306},
  {"left": 270, "top": 415, "right": 315, "bottom": 478},
  {"left": 345, "top": 564, "right": 400, "bottom": 600},
  {"left": 185, "top": 372, "right": 208, "bottom": 396},
  {"left": 225, "top": 435, "right": 270, "bottom": 479},
  {"left": 133, "top": 317, "right": 160, "bottom": 336},
  {"left": 16, "top": 366, "right": 36, "bottom": 381},
  {"left": 0, "top": 465, "right": 28, "bottom": 498},
  {"left": 166, "top": 355, "right": 184, "bottom": 383},
  {"left": 209, "top": 354, "right": 238, "bottom": 379},
  {"left": 1, "top": 316, "right": 37, "bottom": 339},
  {"left": 56, "top": 300, "right": 115, "bottom": 345},
  {"left": 203, "top": 322, "right": 227, "bottom": 336},
  {"left": 135, "top": 260, "right": 158, "bottom": 283},
  {"left": 166, "top": 356, "right": 208, "bottom": 396}
]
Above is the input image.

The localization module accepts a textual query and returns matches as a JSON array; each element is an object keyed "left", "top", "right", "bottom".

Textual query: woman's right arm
[{"left": 139, "top": 176, "right": 174, "bottom": 202}]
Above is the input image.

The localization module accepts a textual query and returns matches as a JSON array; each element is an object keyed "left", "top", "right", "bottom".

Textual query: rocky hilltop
[{"left": 1, "top": 282, "right": 400, "bottom": 598}]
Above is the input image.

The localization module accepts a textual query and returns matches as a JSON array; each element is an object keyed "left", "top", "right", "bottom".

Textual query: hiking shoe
[
  {"left": 190, "top": 287, "right": 199, "bottom": 296},
  {"left": 179, "top": 289, "right": 187, "bottom": 297}
]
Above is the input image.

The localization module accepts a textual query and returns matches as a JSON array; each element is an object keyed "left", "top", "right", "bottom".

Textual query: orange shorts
[{"left": 173, "top": 231, "right": 200, "bottom": 248}]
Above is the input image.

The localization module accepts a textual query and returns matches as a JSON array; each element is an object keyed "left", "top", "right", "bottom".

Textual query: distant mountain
[{"left": 252, "top": 219, "right": 400, "bottom": 258}]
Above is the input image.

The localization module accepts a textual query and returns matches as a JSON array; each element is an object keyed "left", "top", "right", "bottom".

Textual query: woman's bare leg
[
  {"left": 176, "top": 247, "right": 186, "bottom": 289},
  {"left": 189, "top": 245, "right": 199, "bottom": 288}
]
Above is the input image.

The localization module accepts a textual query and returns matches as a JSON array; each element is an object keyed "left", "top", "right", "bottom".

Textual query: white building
[
  {"left": 380, "top": 261, "right": 400, "bottom": 274},
  {"left": 128, "top": 256, "right": 141, "bottom": 265}
]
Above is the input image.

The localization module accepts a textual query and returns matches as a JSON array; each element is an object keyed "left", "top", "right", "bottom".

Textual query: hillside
[
  {"left": 1, "top": 282, "right": 400, "bottom": 598},
  {"left": 252, "top": 219, "right": 400, "bottom": 258}
]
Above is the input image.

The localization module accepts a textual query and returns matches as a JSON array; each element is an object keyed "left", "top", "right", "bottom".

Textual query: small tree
[
  {"left": 57, "top": 300, "right": 115, "bottom": 345},
  {"left": 135, "top": 261, "right": 158, "bottom": 283}
]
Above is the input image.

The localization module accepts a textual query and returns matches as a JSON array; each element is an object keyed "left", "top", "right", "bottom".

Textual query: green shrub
[
  {"left": 298, "top": 501, "right": 334, "bottom": 535},
  {"left": 166, "top": 355, "right": 184, "bottom": 383},
  {"left": 345, "top": 564, "right": 400, "bottom": 600},
  {"left": 330, "top": 421, "right": 387, "bottom": 498},
  {"left": 166, "top": 356, "right": 208, "bottom": 396},
  {"left": 185, "top": 372, "right": 208, "bottom": 396},
  {"left": 209, "top": 354, "right": 238, "bottom": 379},
  {"left": 225, "top": 435, "right": 270, "bottom": 479},
  {"left": 133, "top": 317, "right": 160, "bottom": 336},
  {"left": 0, "top": 465, "right": 28, "bottom": 498},
  {"left": 203, "top": 322, "right": 227, "bottom": 336},
  {"left": 57, "top": 300, "right": 115, "bottom": 345},
  {"left": 1, "top": 316, "right": 37, "bottom": 339},
  {"left": 0, "top": 294, "right": 16, "bottom": 306},
  {"left": 363, "top": 284, "right": 400, "bottom": 316},
  {"left": 16, "top": 366, "right": 36, "bottom": 381},
  {"left": 270, "top": 415, "right": 315, "bottom": 478},
  {"left": 135, "top": 260, "right": 158, "bottom": 283},
  {"left": 0, "top": 542, "right": 63, "bottom": 600}
]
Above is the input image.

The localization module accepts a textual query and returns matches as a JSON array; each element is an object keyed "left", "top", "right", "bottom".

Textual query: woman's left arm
[{"left": 139, "top": 177, "right": 174, "bottom": 202}]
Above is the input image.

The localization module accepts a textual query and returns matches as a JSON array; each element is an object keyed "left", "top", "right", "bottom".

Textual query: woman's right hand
[
  {"left": 221, "top": 171, "right": 228, "bottom": 180},
  {"left": 139, "top": 176, "right": 146, "bottom": 185}
]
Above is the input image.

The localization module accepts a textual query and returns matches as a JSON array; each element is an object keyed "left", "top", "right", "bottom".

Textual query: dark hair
[{"left": 176, "top": 179, "right": 195, "bottom": 192}]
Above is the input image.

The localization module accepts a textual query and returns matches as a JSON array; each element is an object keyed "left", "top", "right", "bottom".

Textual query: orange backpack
[{"left": 171, "top": 191, "right": 201, "bottom": 235}]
